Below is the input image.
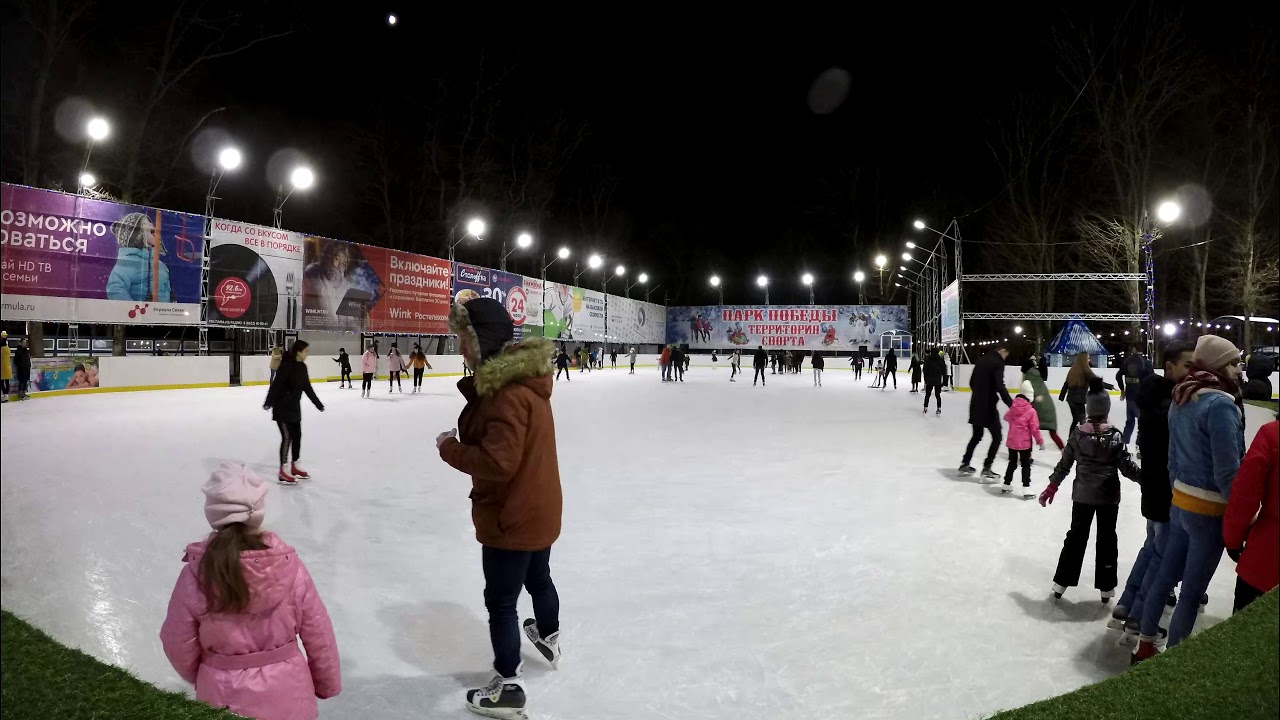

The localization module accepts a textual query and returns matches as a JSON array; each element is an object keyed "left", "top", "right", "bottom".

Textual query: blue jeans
[
  {"left": 1139, "top": 507, "right": 1223, "bottom": 647},
  {"left": 1118, "top": 519, "right": 1168, "bottom": 611},
  {"left": 1122, "top": 393, "right": 1140, "bottom": 444}
]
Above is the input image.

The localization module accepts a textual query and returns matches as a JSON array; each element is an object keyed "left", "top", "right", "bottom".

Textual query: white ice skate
[
  {"left": 465, "top": 665, "right": 527, "bottom": 719},
  {"left": 523, "top": 619, "right": 561, "bottom": 669},
  {"left": 1052, "top": 583, "right": 1067, "bottom": 599}
]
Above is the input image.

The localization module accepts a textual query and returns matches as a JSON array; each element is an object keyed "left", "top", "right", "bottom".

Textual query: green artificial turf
[
  {"left": 1244, "top": 398, "right": 1278, "bottom": 411},
  {"left": 1, "top": 610, "right": 238, "bottom": 720},
  {"left": 990, "top": 588, "right": 1279, "bottom": 720}
]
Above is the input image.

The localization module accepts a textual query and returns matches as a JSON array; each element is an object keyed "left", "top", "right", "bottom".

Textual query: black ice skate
[
  {"left": 980, "top": 467, "right": 1000, "bottom": 481},
  {"left": 466, "top": 666, "right": 527, "bottom": 719},
  {"left": 935, "top": 409, "right": 941, "bottom": 416},
  {"left": 957, "top": 464, "right": 976, "bottom": 476},
  {"left": 523, "top": 618, "right": 562, "bottom": 669}
]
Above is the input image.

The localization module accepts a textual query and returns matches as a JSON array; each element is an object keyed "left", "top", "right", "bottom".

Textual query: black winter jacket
[
  {"left": 1135, "top": 373, "right": 1176, "bottom": 521},
  {"left": 14, "top": 345, "right": 31, "bottom": 376},
  {"left": 753, "top": 348, "right": 768, "bottom": 369},
  {"left": 969, "top": 351, "right": 1013, "bottom": 427},
  {"left": 333, "top": 351, "right": 351, "bottom": 372},
  {"left": 1048, "top": 422, "right": 1140, "bottom": 505},
  {"left": 884, "top": 353, "right": 898, "bottom": 371},
  {"left": 909, "top": 357, "right": 922, "bottom": 382},
  {"left": 812, "top": 353, "right": 824, "bottom": 369},
  {"left": 923, "top": 354, "right": 947, "bottom": 385},
  {"left": 264, "top": 357, "right": 323, "bottom": 423}
]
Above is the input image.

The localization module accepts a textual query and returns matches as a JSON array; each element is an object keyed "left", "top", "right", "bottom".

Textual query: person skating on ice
[
  {"left": 435, "top": 298, "right": 564, "bottom": 719},
  {"left": 360, "top": 344, "right": 377, "bottom": 398},
  {"left": 1001, "top": 381, "right": 1045, "bottom": 497},
  {"left": 628, "top": 346, "right": 637, "bottom": 374},
  {"left": 1112, "top": 342, "right": 1194, "bottom": 640},
  {"left": 554, "top": 348, "right": 571, "bottom": 381},
  {"left": 923, "top": 349, "right": 946, "bottom": 414},
  {"left": 752, "top": 345, "right": 768, "bottom": 386},
  {"left": 659, "top": 345, "right": 671, "bottom": 381},
  {"left": 386, "top": 343, "right": 406, "bottom": 393},
  {"left": 1059, "top": 353, "right": 1111, "bottom": 428},
  {"left": 851, "top": 353, "right": 863, "bottom": 381},
  {"left": 880, "top": 350, "right": 898, "bottom": 390},
  {"left": 408, "top": 344, "right": 433, "bottom": 393},
  {"left": 812, "top": 350, "right": 824, "bottom": 386},
  {"left": 671, "top": 345, "right": 686, "bottom": 382},
  {"left": 333, "top": 348, "right": 353, "bottom": 389},
  {"left": 959, "top": 345, "right": 1013, "bottom": 478},
  {"left": 264, "top": 340, "right": 324, "bottom": 486},
  {"left": 1022, "top": 360, "right": 1063, "bottom": 449},
  {"left": 1038, "top": 378, "right": 1140, "bottom": 603},
  {"left": 1116, "top": 345, "right": 1154, "bottom": 447},
  {"left": 1132, "top": 336, "right": 1244, "bottom": 663},
  {"left": 730, "top": 349, "right": 742, "bottom": 382},
  {"left": 1223, "top": 419, "right": 1278, "bottom": 614},
  {"left": 944, "top": 352, "right": 954, "bottom": 391},
  {"left": 610, "top": 348, "right": 618, "bottom": 369},
  {"left": 908, "top": 352, "right": 922, "bottom": 392},
  {"left": 160, "top": 463, "right": 341, "bottom": 719}
]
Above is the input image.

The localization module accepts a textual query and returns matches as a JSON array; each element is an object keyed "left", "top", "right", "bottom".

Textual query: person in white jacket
[
  {"left": 386, "top": 344, "right": 406, "bottom": 393},
  {"left": 944, "top": 353, "right": 954, "bottom": 390},
  {"left": 628, "top": 347, "right": 638, "bottom": 374},
  {"left": 729, "top": 350, "right": 742, "bottom": 382}
]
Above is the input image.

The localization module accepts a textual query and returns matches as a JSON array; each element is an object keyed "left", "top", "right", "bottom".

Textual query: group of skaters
[
  {"left": 181, "top": 297, "right": 563, "bottom": 718},
  {"left": 553, "top": 345, "right": 636, "bottom": 380},
  {"left": 328, "top": 342, "right": 435, "bottom": 397},
  {"left": 953, "top": 337, "right": 1278, "bottom": 664}
]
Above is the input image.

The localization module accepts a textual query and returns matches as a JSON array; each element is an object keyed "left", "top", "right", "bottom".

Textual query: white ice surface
[{"left": 0, "top": 367, "right": 1249, "bottom": 720}]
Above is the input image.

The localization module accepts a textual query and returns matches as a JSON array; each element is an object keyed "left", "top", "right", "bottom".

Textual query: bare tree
[{"left": 14, "top": 0, "right": 91, "bottom": 187}]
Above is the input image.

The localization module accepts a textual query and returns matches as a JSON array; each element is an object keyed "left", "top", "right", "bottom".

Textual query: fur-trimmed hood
[{"left": 473, "top": 337, "right": 554, "bottom": 398}]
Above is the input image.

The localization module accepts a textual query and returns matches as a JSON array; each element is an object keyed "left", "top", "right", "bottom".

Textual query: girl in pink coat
[
  {"left": 360, "top": 345, "right": 378, "bottom": 398},
  {"left": 1002, "top": 381, "right": 1045, "bottom": 496},
  {"left": 161, "top": 463, "right": 341, "bottom": 720}
]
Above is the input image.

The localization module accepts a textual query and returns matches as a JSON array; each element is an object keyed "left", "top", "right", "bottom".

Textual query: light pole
[
  {"left": 78, "top": 172, "right": 97, "bottom": 189},
  {"left": 756, "top": 274, "right": 769, "bottom": 306},
  {"left": 853, "top": 270, "right": 866, "bottom": 304},
  {"left": 709, "top": 275, "right": 723, "bottom": 305},
  {"left": 874, "top": 254, "right": 888, "bottom": 299},
  {"left": 802, "top": 272, "right": 815, "bottom": 305},
  {"left": 448, "top": 217, "right": 486, "bottom": 265},
  {"left": 206, "top": 147, "right": 242, "bottom": 220},
  {"left": 574, "top": 253, "right": 602, "bottom": 285},
  {"left": 273, "top": 166, "right": 315, "bottom": 228},
  {"left": 1143, "top": 199, "right": 1182, "bottom": 356},
  {"left": 79, "top": 117, "right": 109, "bottom": 194},
  {"left": 603, "top": 264, "right": 625, "bottom": 294},
  {"left": 625, "top": 272, "right": 648, "bottom": 298},
  {"left": 501, "top": 232, "right": 533, "bottom": 272},
  {"left": 542, "top": 246, "right": 570, "bottom": 284}
]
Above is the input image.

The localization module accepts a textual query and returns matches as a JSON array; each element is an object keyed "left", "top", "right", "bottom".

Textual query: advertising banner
[
  {"left": 453, "top": 263, "right": 531, "bottom": 338},
  {"left": 665, "top": 305, "right": 909, "bottom": 350},
  {"left": 576, "top": 288, "right": 607, "bottom": 341},
  {"left": 606, "top": 295, "right": 666, "bottom": 345},
  {"left": 521, "top": 275, "right": 544, "bottom": 339},
  {"left": 940, "top": 280, "right": 960, "bottom": 343},
  {"left": 29, "top": 355, "right": 100, "bottom": 392},
  {"left": 301, "top": 237, "right": 451, "bottom": 334},
  {"left": 1, "top": 184, "right": 204, "bottom": 324},
  {"left": 542, "top": 281, "right": 573, "bottom": 340},
  {"left": 207, "top": 220, "right": 304, "bottom": 328}
]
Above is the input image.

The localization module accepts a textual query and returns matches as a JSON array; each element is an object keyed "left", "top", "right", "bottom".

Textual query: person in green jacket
[{"left": 1023, "top": 360, "right": 1063, "bottom": 449}]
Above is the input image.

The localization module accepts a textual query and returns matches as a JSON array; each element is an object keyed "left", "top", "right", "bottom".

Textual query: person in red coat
[{"left": 1223, "top": 419, "right": 1279, "bottom": 613}]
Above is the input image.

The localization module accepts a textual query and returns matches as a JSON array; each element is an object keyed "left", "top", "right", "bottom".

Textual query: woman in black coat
[
  {"left": 264, "top": 340, "right": 324, "bottom": 485},
  {"left": 908, "top": 353, "right": 923, "bottom": 392}
]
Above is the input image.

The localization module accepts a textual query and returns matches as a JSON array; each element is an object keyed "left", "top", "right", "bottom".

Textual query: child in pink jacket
[
  {"left": 1002, "top": 381, "right": 1045, "bottom": 496},
  {"left": 161, "top": 463, "right": 341, "bottom": 720},
  {"left": 360, "top": 346, "right": 378, "bottom": 398}
]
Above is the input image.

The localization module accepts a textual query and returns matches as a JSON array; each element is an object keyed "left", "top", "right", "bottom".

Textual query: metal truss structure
[
  {"left": 961, "top": 273, "right": 1146, "bottom": 282},
  {"left": 961, "top": 312, "right": 1149, "bottom": 322}
]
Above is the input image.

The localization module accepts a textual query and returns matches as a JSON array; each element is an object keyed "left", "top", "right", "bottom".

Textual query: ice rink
[{"left": 0, "top": 364, "right": 1249, "bottom": 719}]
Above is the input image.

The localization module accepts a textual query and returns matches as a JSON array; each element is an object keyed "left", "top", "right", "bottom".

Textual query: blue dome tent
[{"left": 1044, "top": 319, "right": 1108, "bottom": 368}]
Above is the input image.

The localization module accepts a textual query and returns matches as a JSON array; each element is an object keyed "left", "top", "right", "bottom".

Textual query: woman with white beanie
[
  {"left": 160, "top": 463, "right": 341, "bottom": 719},
  {"left": 1132, "top": 334, "right": 1245, "bottom": 663}
]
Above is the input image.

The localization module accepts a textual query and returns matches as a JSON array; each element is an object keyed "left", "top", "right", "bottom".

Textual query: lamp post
[
  {"left": 625, "top": 272, "right": 648, "bottom": 298},
  {"left": 853, "top": 270, "right": 866, "bottom": 304},
  {"left": 541, "top": 246, "right": 570, "bottom": 284},
  {"left": 709, "top": 275, "right": 723, "bottom": 305},
  {"left": 501, "top": 232, "right": 533, "bottom": 272},
  {"left": 273, "top": 166, "right": 315, "bottom": 228},
  {"left": 756, "top": 274, "right": 769, "bottom": 306},
  {"left": 874, "top": 254, "right": 888, "bottom": 298},
  {"left": 79, "top": 117, "right": 109, "bottom": 194},
  {"left": 78, "top": 172, "right": 96, "bottom": 189},
  {"left": 447, "top": 217, "right": 486, "bottom": 265},
  {"left": 1142, "top": 199, "right": 1182, "bottom": 356},
  {"left": 206, "top": 147, "right": 242, "bottom": 220},
  {"left": 603, "top": 264, "right": 625, "bottom": 294},
  {"left": 574, "top": 253, "right": 602, "bottom": 285},
  {"left": 802, "top": 272, "right": 815, "bottom": 305}
]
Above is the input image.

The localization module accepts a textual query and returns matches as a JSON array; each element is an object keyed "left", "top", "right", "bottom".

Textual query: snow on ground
[{"left": 0, "top": 365, "right": 1244, "bottom": 720}]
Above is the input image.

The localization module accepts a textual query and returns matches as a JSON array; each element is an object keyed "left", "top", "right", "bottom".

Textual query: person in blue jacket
[{"left": 106, "top": 212, "right": 172, "bottom": 302}]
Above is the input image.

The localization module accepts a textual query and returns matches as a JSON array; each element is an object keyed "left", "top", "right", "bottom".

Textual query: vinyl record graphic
[{"left": 208, "top": 244, "right": 278, "bottom": 326}]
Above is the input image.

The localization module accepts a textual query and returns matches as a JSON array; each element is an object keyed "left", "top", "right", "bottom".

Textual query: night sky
[{"left": 0, "top": 2, "right": 1261, "bottom": 306}]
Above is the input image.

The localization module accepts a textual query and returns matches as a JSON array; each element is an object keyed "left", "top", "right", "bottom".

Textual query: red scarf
[{"left": 1173, "top": 365, "right": 1242, "bottom": 410}]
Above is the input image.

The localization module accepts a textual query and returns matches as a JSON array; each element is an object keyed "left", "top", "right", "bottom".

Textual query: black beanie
[{"left": 461, "top": 297, "right": 514, "bottom": 361}]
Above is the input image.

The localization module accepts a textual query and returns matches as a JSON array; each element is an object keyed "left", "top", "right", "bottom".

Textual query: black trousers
[
  {"left": 753, "top": 367, "right": 766, "bottom": 384},
  {"left": 963, "top": 422, "right": 1003, "bottom": 468},
  {"left": 630, "top": 360, "right": 635, "bottom": 372},
  {"left": 556, "top": 366, "right": 569, "bottom": 380},
  {"left": 923, "top": 383, "right": 942, "bottom": 408},
  {"left": 1068, "top": 401, "right": 1085, "bottom": 428},
  {"left": 1234, "top": 576, "right": 1265, "bottom": 614},
  {"left": 340, "top": 369, "right": 352, "bottom": 386},
  {"left": 362, "top": 372, "right": 374, "bottom": 393},
  {"left": 1, "top": 379, "right": 9, "bottom": 395},
  {"left": 483, "top": 546, "right": 559, "bottom": 678},
  {"left": 277, "top": 421, "right": 301, "bottom": 465},
  {"left": 853, "top": 366, "right": 862, "bottom": 379},
  {"left": 731, "top": 364, "right": 740, "bottom": 379},
  {"left": 674, "top": 363, "right": 684, "bottom": 381},
  {"left": 389, "top": 370, "right": 401, "bottom": 389},
  {"left": 413, "top": 367, "right": 424, "bottom": 387},
  {"left": 1004, "top": 448, "right": 1032, "bottom": 486},
  {"left": 1053, "top": 502, "right": 1118, "bottom": 590}
]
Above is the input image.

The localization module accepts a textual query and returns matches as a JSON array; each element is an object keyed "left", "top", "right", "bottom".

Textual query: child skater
[
  {"left": 360, "top": 344, "right": 377, "bottom": 398},
  {"left": 1039, "top": 378, "right": 1140, "bottom": 602},
  {"left": 1002, "top": 381, "right": 1045, "bottom": 497},
  {"left": 161, "top": 463, "right": 341, "bottom": 719}
]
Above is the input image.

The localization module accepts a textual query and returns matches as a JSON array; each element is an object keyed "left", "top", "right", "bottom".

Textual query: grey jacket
[{"left": 1048, "top": 421, "right": 1140, "bottom": 505}]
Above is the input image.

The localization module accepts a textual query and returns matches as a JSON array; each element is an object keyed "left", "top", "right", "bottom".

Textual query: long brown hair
[
  {"left": 198, "top": 523, "right": 269, "bottom": 614},
  {"left": 1065, "top": 352, "right": 1094, "bottom": 388}
]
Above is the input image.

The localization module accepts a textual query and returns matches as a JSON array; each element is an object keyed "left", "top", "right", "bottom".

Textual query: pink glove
[{"left": 1038, "top": 484, "right": 1058, "bottom": 507}]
